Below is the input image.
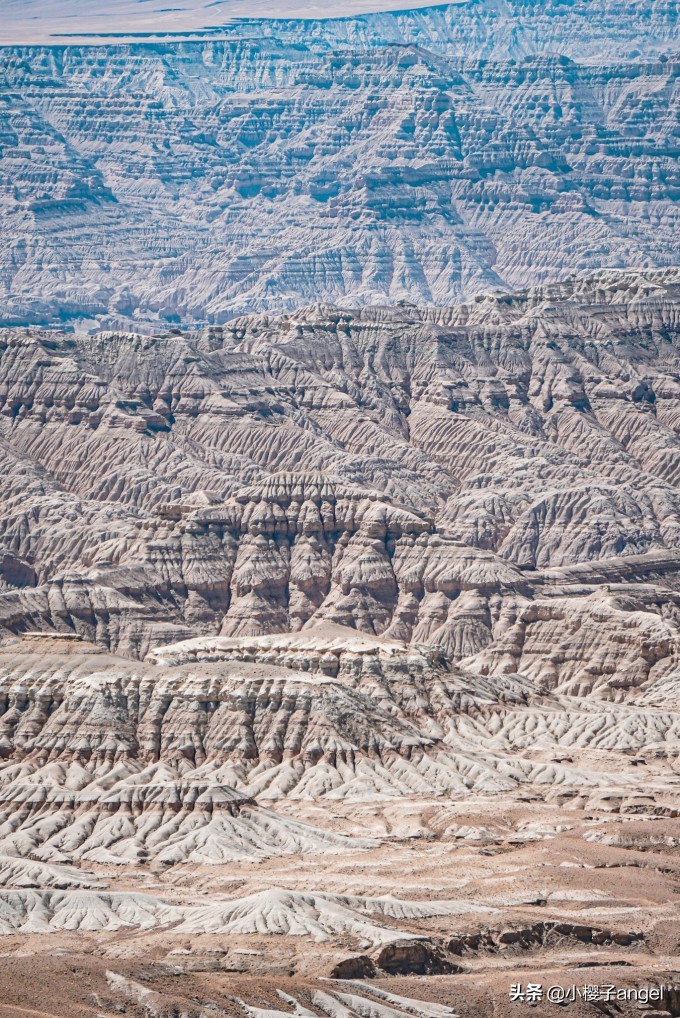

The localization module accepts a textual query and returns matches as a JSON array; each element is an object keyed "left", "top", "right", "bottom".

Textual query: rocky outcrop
[
  {"left": 330, "top": 922, "right": 646, "bottom": 981},
  {"left": 375, "top": 939, "right": 461, "bottom": 975},
  {"left": 446, "top": 922, "right": 645, "bottom": 955},
  {"left": 330, "top": 956, "right": 378, "bottom": 979}
]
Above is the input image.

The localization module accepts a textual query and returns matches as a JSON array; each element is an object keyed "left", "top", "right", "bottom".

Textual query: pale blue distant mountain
[{"left": 0, "top": 0, "right": 677, "bottom": 325}]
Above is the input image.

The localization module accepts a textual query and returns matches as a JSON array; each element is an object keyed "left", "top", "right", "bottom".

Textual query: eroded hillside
[
  {"left": 2, "top": 270, "right": 680, "bottom": 695},
  {"left": 1, "top": 271, "right": 679, "bottom": 1015}
]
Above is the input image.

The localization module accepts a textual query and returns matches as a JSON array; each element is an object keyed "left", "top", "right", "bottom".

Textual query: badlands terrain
[
  {"left": 0, "top": 270, "right": 678, "bottom": 1013},
  {"left": 0, "top": 0, "right": 678, "bottom": 325}
]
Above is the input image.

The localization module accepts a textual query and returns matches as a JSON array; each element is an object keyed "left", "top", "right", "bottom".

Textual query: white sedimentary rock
[
  {"left": 0, "top": 272, "right": 678, "bottom": 920},
  {"left": 3, "top": 272, "right": 680, "bottom": 699},
  {"left": 0, "top": 622, "right": 675, "bottom": 868}
]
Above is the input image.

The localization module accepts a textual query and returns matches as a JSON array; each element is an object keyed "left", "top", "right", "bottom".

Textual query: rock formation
[
  {"left": 0, "top": 625, "right": 676, "bottom": 855},
  {"left": 0, "top": 0, "right": 679, "bottom": 1006},
  {"left": 2, "top": 271, "right": 680, "bottom": 699},
  {"left": 1, "top": 271, "right": 679, "bottom": 1014}
]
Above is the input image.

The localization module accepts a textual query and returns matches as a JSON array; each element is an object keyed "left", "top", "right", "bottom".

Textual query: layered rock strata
[
  {"left": 2, "top": 272, "right": 680, "bottom": 701},
  {"left": 0, "top": 628, "right": 676, "bottom": 867},
  {"left": 0, "top": 4, "right": 678, "bottom": 324}
]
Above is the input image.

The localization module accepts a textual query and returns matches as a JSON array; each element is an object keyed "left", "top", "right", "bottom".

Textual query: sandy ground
[{"left": 0, "top": 796, "right": 677, "bottom": 1017}]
